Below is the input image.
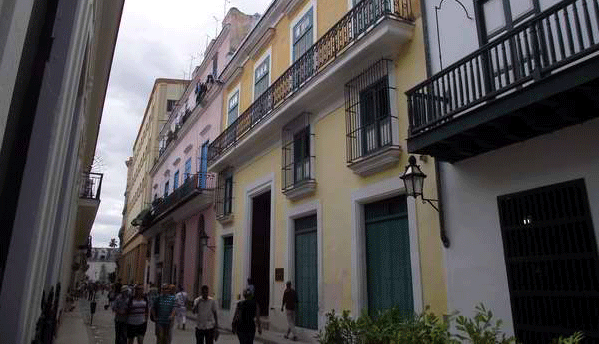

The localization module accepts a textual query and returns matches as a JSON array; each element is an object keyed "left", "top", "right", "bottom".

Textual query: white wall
[
  {"left": 440, "top": 116, "right": 599, "bottom": 334},
  {"left": 86, "top": 261, "right": 117, "bottom": 282}
]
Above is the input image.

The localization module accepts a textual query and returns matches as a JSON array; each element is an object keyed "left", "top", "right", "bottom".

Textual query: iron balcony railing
[
  {"left": 80, "top": 172, "right": 103, "bottom": 200},
  {"left": 151, "top": 173, "right": 216, "bottom": 220},
  {"left": 208, "top": 0, "right": 414, "bottom": 165},
  {"left": 407, "top": 0, "right": 599, "bottom": 137}
]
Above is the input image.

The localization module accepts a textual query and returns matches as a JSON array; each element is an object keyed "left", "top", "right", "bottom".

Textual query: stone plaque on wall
[{"left": 275, "top": 268, "right": 284, "bottom": 282}]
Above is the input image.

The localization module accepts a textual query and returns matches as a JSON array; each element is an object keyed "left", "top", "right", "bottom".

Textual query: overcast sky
[{"left": 91, "top": 0, "right": 272, "bottom": 247}]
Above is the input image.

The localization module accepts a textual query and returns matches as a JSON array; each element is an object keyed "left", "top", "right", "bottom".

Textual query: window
[
  {"left": 199, "top": 141, "right": 209, "bottom": 189},
  {"left": 216, "top": 169, "right": 234, "bottom": 218},
  {"left": 212, "top": 54, "right": 218, "bottom": 78},
  {"left": 292, "top": 8, "right": 313, "bottom": 61},
  {"left": 173, "top": 170, "right": 179, "bottom": 189},
  {"left": 154, "top": 234, "right": 161, "bottom": 255},
  {"left": 293, "top": 127, "right": 311, "bottom": 183},
  {"left": 227, "top": 90, "right": 239, "bottom": 126},
  {"left": 359, "top": 77, "right": 391, "bottom": 155},
  {"left": 167, "top": 99, "right": 177, "bottom": 112},
  {"left": 184, "top": 158, "right": 192, "bottom": 180},
  {"left": 478, "top": 0, "right": 538, "bottom": 42},
  {"left": 254, "top": 56, "right": 270, "bottom": 100},
  {"left": 164, "top": 181, "right": 170, "bottom": 197},
  {"left": 345, "top": 59, "right": 396, "bottom": 164}
]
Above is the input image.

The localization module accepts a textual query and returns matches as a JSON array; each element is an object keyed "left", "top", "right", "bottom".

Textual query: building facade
[
  {"left": 139, "top": 8, "right": 259, "bottom": 298},
  {"left": 409, "top": 0, "right": 599, "bottom": 341},
  {"left": 0, "top": 0, "right": 124, "bottom": 342},
  {"left": 207, "top": 0, "right": 447, "bottom": 337},
  {"left": 86, "top": 248, "right": 119, "bottom": 283},
  {"left": 119, "top": 79, "right": 189, "bottom": 286}
]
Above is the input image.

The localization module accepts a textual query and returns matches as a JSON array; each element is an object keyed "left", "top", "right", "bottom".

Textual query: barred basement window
[
  {"left": 345, "top": 59, "right": 397, "bottom": 164},
  {"left": 282, "top": 113, "right": 315, "bottom": 199},
  {"left": 216, "top": 169, "right": 234, "bottom": 219}
]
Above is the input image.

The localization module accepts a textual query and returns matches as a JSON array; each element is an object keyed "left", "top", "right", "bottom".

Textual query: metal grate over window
[
  {"left": 345, "top": 59, "right": 397, "bottom": 164},
  {"left": 282, "top": 113, "right": 315, "bottom": 191},
  {"left": 215, "top": 168, "right": 234, "bottom": 219},
  {"left": 497, "top": 179, "right": 599, "bottom": 343}
]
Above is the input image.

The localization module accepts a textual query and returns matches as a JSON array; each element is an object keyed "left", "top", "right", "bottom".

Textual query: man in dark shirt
[{"left": 281, "top": 281, "right": 298, "bottom": 341}]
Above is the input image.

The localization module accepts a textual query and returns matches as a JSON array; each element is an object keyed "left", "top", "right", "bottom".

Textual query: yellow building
[
  {"left": 207, "top": 0, "right": 446, "bottom": 337},
  {"left": 119, "top": 79, "right": 188, "bottom": 285}
]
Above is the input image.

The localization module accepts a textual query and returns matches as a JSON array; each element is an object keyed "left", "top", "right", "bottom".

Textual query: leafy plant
[
  {"left": 551, "top": 332, "right": 584, "bottom": 344},
  {"left": 454, "top": 304, "right": 517, "bottom": 344}
]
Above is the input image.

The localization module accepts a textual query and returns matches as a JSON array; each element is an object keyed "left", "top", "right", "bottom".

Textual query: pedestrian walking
[
  {"left": 126, "top": 285, "right": 148, "bottom": 344},
  {"left": 232, "top": 288, "right": 262, "bottom": 344},
  {"left": 192, "top": 285, "right": 219, "bottom": 344},
  {"left": 281, "top": 281, "right": 299, "bottom": 341},
  {"left": 111, "top": 284, "right": 129, "bottom": 344},
  {"left": 151, "top": 284, "right": 177, "bottom": 344},
  {"left": 175, "top": 285, "right": 188, "bottom": 330}
]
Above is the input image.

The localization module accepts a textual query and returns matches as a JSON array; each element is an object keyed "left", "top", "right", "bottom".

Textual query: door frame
[
  {"left": 286, "top": 200, "right": 323, "bottom": 329},
  {"left": 351, "top": 176, "right": 423, "bottom": 315},
  {"left": 243, "top": 173, "right": 276, "bottom": 311}
]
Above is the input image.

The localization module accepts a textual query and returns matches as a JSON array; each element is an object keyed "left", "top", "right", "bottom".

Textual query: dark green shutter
[
  {"left": 365, "top": 196, "right": 413, "bottom": 317},
  {"left": 295, "top": 215, "right": 318, "bottom": 329}
]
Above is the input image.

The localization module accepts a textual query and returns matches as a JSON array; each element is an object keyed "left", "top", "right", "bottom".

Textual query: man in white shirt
[
  {"left": 175, "top": 286, "right": 188, "bottom": 330},
  {"left": 192, "top": 285, "right": 218, "bottom": 344}
]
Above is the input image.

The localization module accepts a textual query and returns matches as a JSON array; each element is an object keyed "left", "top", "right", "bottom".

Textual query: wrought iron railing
[
  {"left": 151, "top": 173, "right": 215, "bottom": 219},
  {"left": 208, "top": 0, "right": 414, "bottom": 165},
  {"left": 407, "top": 0, "right": 599, "bottom": 137},
  {"left": 80, "top": 172, "right": 103, "bottom": 200}
]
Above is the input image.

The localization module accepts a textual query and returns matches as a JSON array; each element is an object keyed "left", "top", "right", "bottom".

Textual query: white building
[
  {"left": 0, "top": 0, "right": 124, "bottom": 343},
  {"left": 409, "top": 0, "right": 599, "bottom": 342},
  {"left": 86, "top": 248, "right": 119, "bottom": 283}
]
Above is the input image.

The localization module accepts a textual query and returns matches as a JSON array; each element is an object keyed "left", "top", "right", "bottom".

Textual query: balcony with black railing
[
  {"left": 406, "top": 0, "right": 599, "bottom": 162},
  {"left": 80, "top": 172, "right": 103, "bottom": 200},
  {"left": 208, "top": 0, "right": 415, "bottom": 169},
  {"left": 142, "top": 173, "right": 216, "bottom": 231}
]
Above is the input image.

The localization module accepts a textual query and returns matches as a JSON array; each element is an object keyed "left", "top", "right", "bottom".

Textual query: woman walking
[
  {"left": 126, "top": 285, "right": 148, "bottom": 344},
  {"left": 233, "top": 288, "right": 262, "bottom": 344}
]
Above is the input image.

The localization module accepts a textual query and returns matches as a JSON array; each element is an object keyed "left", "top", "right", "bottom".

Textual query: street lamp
[
  {"left": 400, "top": 155, "right": 450, "bottom": 248},
  {"left": 400, "top": 156, "right": 439, "bottom": 211}
]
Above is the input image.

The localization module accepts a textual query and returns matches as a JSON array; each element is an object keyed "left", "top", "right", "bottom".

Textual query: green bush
[{"left": 317, "top": 303, "right": 584, "bottom": 344}]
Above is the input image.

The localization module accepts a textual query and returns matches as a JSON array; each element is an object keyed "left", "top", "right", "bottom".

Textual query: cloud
[{"left": 91, "top": 0, "right": 272, "bottom": 247}]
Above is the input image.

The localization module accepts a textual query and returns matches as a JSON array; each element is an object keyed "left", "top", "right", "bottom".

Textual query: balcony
[
  {"left": 76, "top": 172, "right": 103, "bottom": 249},
  {"left": 208, "top": 0, "right": 415, "bottom": 170},
  {"left": 140, "top": 173, "right": 215, "bottom": 236},
  {"left": 80, "top": 172, "right": 103, "bottom": 200},
  {"left": 406, "top": 0, "right": 599, "bottom": 162}
]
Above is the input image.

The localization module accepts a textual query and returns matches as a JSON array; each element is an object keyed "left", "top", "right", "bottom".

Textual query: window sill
[
  {"left": 283, "top": 179, "right": 317, "bottom": 201},
  {"left": 217, "top": 213, "right": 234, "bottom": 225},
  {"left": 347, "top": 145, "right": 401, "bottom": 176}
]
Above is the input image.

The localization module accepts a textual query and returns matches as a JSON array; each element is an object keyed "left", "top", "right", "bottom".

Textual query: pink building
[{"left": 139, "top": 8, "right": 259, "bottom": 298}]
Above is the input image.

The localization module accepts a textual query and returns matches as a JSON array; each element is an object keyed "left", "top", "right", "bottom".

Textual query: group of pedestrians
[
  {"left": 108, "top": 283, "right": 218, "bottom": 344},
  {"left": 105, "top": 280, "right": 300, "bottom": 344}
]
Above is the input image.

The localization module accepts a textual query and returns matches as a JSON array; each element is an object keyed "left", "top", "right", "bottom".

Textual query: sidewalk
[
  {"left": 186, "top": 310, "right": 319, "bottom": 344},
  {"left": 55, "top": 299, "right": 90, "bottom": 344}
]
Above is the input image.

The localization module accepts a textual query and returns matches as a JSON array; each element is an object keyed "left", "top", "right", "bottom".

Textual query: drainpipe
[{"left": 420, "top": 0, "right": 449, "bottom": 248}]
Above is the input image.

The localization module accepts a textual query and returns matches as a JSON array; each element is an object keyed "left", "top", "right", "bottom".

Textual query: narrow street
[{"left": 77, "top": 294, "right": 240, "bottom": 344}]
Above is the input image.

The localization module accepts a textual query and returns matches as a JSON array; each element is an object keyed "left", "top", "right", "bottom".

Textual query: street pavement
[{"left": 78, "top": 294, "right": 240, "bottom": 344}]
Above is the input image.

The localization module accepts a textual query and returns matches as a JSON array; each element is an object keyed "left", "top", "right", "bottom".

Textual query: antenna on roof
[
  {"left": 213, "top": 16, "right": 219, "bottom": 37},
  {"left": 224, "top": 0, "right": 230, "bottom": 18}
]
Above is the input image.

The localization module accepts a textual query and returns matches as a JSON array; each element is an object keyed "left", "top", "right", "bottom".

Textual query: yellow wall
[{"left": 216, "top": 1, "right": 446, "bottom": 326}]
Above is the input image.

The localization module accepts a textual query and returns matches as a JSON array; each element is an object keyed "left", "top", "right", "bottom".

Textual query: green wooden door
[
  {"left": 365, "top": 196, "right": 413, "bottom": 317},
  {"left": 295, "top": 215, "right": 318, "bottom": 329},
  {"left": 222, "top": 236, "right": 233, "bottom": 309}
]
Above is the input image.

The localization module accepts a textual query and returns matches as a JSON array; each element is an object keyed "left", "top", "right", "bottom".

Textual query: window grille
[
  {"left": 282, "top": 113, "right": 314, "bottom": 191},
  {"left": 216, "top": 168, "right": 234, "bottom": 218},
  {"left": 497, "top": 179, "right": 599, "bottom": 343},
  {"left": 345, "top": 59, "right": 397, "bottom": 163}
]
